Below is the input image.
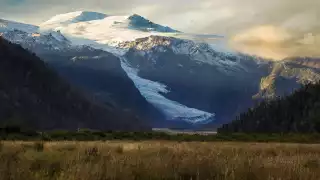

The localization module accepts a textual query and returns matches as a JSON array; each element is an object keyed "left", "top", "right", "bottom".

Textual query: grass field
[{"left": 0, "top": 141, "right": 319, "bottom": 180}]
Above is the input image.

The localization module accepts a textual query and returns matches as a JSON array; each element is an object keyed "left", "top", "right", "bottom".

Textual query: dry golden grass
[{"left": 0, "top": 141, "right": 319, "bottom": 180}]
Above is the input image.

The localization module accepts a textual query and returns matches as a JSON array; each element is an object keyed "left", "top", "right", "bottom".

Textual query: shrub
[
  {"left": 0, "top": 141, "right": 3, "bottom": 152},
  {"left": 85, "top": 147, "right": 99, "bottom": 157},
  {"left": 115, "top": 145, "right": 124, "bottom": 154},
  {"left": 33, "top": 142, "right": 44, "bottom": 152}
]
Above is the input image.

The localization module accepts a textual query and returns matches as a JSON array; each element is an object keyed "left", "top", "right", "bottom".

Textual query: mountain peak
[
  {"left": 127, "top": 14, "right": 147, "bottom": 21},
  {"left": 126, "top": 14, "right": 179, "bottom": 33},
  {"left": 42, "top": 11, "right": 107, "bottom": 26}
]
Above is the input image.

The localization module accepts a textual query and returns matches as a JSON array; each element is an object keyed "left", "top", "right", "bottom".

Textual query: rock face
[
  {"left": 0, "top": 37, "right": 149, "bottom": 130},
  {"left": 253, "top": 61, "right": 320, "bottom": 100}
]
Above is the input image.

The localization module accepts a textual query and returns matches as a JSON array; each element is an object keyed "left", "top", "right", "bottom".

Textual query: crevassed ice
[{"left": 120, "top": 57, "right": 214, "bottom": 124}]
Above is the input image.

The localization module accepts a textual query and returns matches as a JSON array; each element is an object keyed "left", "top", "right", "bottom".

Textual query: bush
[
  {"left": 115, "top": 145, "right": 124, "bottom": 154},
  {"left": 33, "top": 142, "right": 44, "bottom": 152}
]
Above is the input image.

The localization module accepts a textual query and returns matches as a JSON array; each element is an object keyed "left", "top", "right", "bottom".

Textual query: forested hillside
[
  {"left": 0, "top": 37, "right": 147, "bottom": 130},
  {"left": 218, "top": 82, "right": 320, "bottom": 133}
]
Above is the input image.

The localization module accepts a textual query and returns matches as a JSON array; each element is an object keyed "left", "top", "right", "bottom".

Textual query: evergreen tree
[{"left": 218, "top": 82, "right": 320, "bottom": 133}]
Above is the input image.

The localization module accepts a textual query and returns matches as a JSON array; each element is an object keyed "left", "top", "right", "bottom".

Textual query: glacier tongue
[{"left": 119, "top": 57, "right": 214, "bottom": 124}]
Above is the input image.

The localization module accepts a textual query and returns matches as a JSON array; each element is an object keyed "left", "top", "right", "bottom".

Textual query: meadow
[{"left": 0, "top": 141, "right": 319, "bottom": 180}]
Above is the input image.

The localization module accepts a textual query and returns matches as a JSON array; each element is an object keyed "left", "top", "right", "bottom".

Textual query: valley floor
[
  {"left": 0, "top": 141, "right": 319, "bottom": 180},
  {"left": 152, "top": 128, "right": 218, "bottom": 135}
]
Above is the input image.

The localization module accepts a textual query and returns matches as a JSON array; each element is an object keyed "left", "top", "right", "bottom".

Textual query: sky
[{"left": 0, "top": 0, "right": 319, "bottom": 59}]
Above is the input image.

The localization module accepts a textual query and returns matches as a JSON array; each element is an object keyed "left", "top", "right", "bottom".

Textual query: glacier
[{"left": 119, "top": 57, "right": 214, "bottom": 124}]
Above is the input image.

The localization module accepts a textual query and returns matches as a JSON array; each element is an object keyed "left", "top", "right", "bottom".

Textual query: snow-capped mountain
[
  {"left": 37, "top": 11, "right": 217, "bottom": 124},
  {"left": 0, "top": 29, "right": 72, "bottom": 52},
  {"left": 118, "top": 36, "right": 257, "bottom": 72},
  {"left": 0, "top": 18, "right": 74, "bottom": 52},
  {"left": 119, "top": 35, "right": 320, "bottom": 126},
  {"left": 0, "top": 22, "right": 166, "bottom": 126},
  {"left": 0, "top": 19, "right": 38, "bottom": 33},
  {"left": 1, "top": 11, "right": 320, "bottom": 128},
  {"left": 40, "top": 11, "right": 179, "bottom": 47},
  {"left": 120, "top": 36, "right": 268, "bottom": 125}
]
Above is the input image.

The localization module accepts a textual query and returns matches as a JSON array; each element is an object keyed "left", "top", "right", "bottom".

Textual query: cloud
[
  {"left": 0, "top": 0, "right": 319, "bottom": 59},
  {"left": 232, "top": 26, "right": 292, "bottom": 44},
  {"left": 231, "top": 25, "right": 320, "bottom": 59}
]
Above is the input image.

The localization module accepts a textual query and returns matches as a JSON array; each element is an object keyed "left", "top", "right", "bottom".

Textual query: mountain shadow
[{"left": 0, "top": 37, "right": 149, "bottom": 131}]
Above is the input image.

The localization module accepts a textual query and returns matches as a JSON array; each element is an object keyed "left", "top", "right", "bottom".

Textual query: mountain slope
[
  {"left": 42, "top": 48, "right": 166, "bottom": 125},
  {"left": 0, "top": 29, "right": 71, "bottom": 52},
  {"left": 0, "top": 37, "right": 148, "bottom": 130},
  {"left": 218, "top": 82, "right": 320, "bottom": 133},
  {"left": 121, "top": 36, "right": 268, "bottom": 125},
  {"left": 1, "top": 28, "right": 165, "bottom": 125},
  {"left": 2, "top": 13, "right": 320, "bottom": 128},
  {"left": 254, "top": 59, "right": 320, "bottom": 99}
]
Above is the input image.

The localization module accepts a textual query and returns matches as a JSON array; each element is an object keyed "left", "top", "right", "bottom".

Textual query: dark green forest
[
  {"left": 0, "top": 125, "right": 320, "bottom": 143},
  {"left": 218, "top": 82, "right": 320, "bottom": 133}
]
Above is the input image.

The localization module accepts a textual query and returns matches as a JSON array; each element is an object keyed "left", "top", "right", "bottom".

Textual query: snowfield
[{"left": 40, "top": 11, "right": 179, "bottom": 47}]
